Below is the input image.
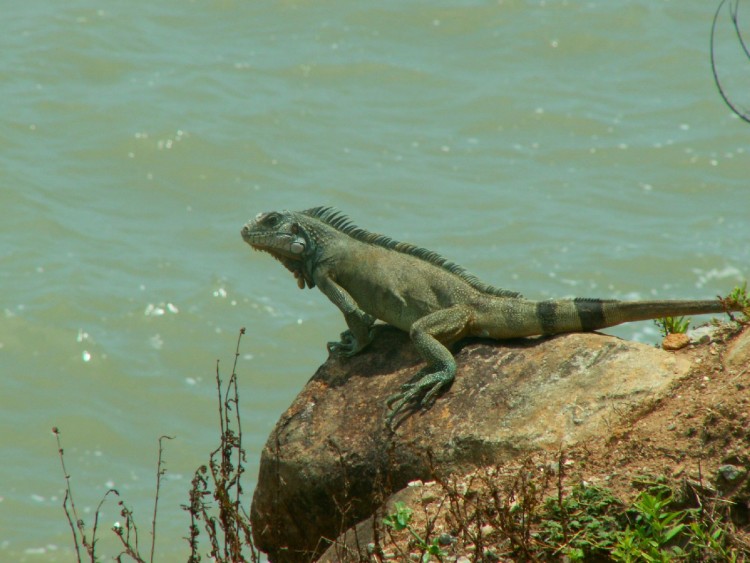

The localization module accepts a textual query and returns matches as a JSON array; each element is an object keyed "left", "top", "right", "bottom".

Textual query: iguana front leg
[
  {"left": 386, "top": 305, "right": 473, "bottom": 427},
  {"left": 315, "top": 274, "right": 376, "bottom": 356}
]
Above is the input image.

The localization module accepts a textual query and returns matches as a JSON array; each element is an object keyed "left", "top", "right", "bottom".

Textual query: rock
[
  {"left": 438, "top": 533, "right": 454, "bottom": 546},
  {"left": 689, "top": 325, "right": 717, "bottom": 344},
  {"left": 662, "top": 333, "right": 690, "bottom": 351},
  {"left": 250, "top": 326, "right": 693, "bottom": 561},
  {"left": 725, "top": 324, "right": 750, "bottom": 371},
  {"left": 717, "top": 464, "right": 746, "bottom": 483}
]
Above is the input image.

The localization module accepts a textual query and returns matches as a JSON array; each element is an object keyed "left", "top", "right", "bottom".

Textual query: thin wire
[{"left": 710, "top": 0, "right": 750, "bottom": 123}]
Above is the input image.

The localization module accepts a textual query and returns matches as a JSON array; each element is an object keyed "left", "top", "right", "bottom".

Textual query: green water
[{"left": 2, "top": 1, "right": 748, "bottom": 560}]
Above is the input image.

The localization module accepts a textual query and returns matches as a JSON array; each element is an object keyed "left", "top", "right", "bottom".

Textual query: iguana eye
[{"left": 264, "top": 213, "right": 281, "bottom": 227}]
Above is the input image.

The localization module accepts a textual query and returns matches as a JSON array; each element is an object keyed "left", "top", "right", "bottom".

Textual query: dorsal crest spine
[{"left": 302, "top": 206, "right": 521, "bottom": 299}]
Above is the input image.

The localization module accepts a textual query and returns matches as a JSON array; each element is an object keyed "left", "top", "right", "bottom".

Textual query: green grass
[
  {"left": 383, "top": 501, "right": 447, "bottom": 562},
  {"left": 538, "top": 482, "right": 624, "bottom": 561},
  {"left": 654, "top": 316, "right": 690, "bottom": 338}
]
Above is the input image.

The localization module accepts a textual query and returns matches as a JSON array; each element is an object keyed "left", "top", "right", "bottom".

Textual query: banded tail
[
  {"left": 480, "top": 297, "right": 742, "bottom": 339},
  {"left": 538, "top": 297, "right": 739, "bottom": 335}
]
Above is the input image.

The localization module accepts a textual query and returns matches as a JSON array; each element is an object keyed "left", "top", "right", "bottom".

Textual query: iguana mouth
[
  {"left": 241, "top": 225, "right": 302, "bottom": 260},
  {"left": 240, "top": 225, "right": 258, "bottom": 245},
  {"left": 242, "top": 233, "right": 312, "bottom": 289},
  {"left": 249, "top": 243, "right": 303, "bottom": 263}
]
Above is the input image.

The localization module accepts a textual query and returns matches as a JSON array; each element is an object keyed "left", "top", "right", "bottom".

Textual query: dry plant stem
[
  {"left": 230, "top": 327, "right": 245, "bottom": 514},
  {"left": 211, "top": 360, "right": 230, "bottom": 560},
  {"left": 53, "top": 427, "right": 83, "bottom": 563},
  {"left": 185, "top": 326, "right": 257, "bottom": 563},
  {"left": 556, "top": 449, "right": 568, "bottom": 545},
  {"left": 150, "top": 435, "right": 173, "bottom": 563},
  {"left": 199, "top": 466, "right": 222, "bottom": 560},
  {"left": 126, "top": 504, "right": 139, "bottom": 555},
  {"left": 184, "top": 468, "right": 204, "bottom": 563},
  {"left": 92, "top": 490, "right": 118, "bottom": 556},
  {"left": 213, "top": 358, "right": 239, "bottom": 559},
  {"left": 114, "top": 499, "right": 146, "bottom": 563}
]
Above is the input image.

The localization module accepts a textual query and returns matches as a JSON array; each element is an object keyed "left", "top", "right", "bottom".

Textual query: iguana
[{"left": 241, "top": 206, "right": 746, "bottom": 425}]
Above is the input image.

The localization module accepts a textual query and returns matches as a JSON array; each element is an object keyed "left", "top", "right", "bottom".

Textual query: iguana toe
[
  {"left": 327, "top": 330, "right": 367, "bottom": 357},
  {"left": 385, "top": 369, "right": 454, "bottom": 427}
]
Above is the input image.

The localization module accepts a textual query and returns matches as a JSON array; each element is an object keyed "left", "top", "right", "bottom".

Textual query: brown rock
[
  {"left": 249, "top": 326, "right": 693, "bottom": 561},
  {"left": 662, "top": 332, "right": 690, "bottom": 351},
  {"left": 725, "top": 323, "right": 750, "bottom": 371}
]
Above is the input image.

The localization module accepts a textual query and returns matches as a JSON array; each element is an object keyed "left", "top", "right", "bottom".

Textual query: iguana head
[{"left": 241, "top": 210, "right": 316, "bottom": 289}]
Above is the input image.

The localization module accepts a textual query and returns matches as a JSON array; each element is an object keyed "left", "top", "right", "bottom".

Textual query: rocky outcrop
[
  {"left": 248, "top": 325, "right": 713, "bottom": 562},
  {"left": 317, "top": 323, "right": 750, "bottom": 562}
]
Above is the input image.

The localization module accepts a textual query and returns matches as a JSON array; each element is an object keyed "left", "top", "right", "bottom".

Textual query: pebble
[
  {"left": 438, "top": 533, "right": 454, "bottom": 546},
  {"left": 480, "top": 524, "right": 495, "bottom": 536},
  {"left": 689, "top": 325, "right": 716, "bottom": 344},
  {"left": 718, "top": 464, "right": 746, "bottom": 482},
  {"left": 662, "top": 333, "right": 690, "bottom": 350}
]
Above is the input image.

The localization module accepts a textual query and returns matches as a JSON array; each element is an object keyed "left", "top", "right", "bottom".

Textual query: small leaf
[{"left": 663, "top": 523, "right": 685, "bottom": 543}]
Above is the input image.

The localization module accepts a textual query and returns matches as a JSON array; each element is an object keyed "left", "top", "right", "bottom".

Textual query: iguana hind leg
[{"left": 386, "top": 305, "right": 472, "bottom": 426}]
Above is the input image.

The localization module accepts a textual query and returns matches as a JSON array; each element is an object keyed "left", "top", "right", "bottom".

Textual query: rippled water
[{"left": 2, "top": 1, "right": 748, "bottom": 559}]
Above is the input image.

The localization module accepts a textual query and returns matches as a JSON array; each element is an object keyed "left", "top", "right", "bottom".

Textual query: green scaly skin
[{"left": 241, "top": 207, "right": 745, "bottom": 427}]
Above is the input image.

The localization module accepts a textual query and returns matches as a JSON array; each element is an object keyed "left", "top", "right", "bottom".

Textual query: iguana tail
[
  {"left": 478, "top": 297, "right": 741, "bottom": 339},
  {"left": 537, "top": 298, "right": 738, "bottom": 335}
]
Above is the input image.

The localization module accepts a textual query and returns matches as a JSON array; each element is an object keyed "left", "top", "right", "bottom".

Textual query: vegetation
[
  {"left": 54, "top": 328, "right": 259, "bottom": 563},
  {"left": 364, "top": 471, "right": 749, "bottom": 562},
  {"left": 183, "top": 327, "right": 258, "bottom": 563},
  {"left": 654, "top": 316, "right": 690, "bottom": 337},
  {"left": 726, "top": 282, "right": 750, "bottom": 317},
  {"left": 538, "top": 482, "right": 624, "bottom": 560},
  {"left": 382, "top": 501, "right": 447, "bottom": 562}
]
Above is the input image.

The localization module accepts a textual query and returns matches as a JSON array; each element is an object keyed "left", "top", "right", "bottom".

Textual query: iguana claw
[
  {"left": 327, "top": 329, "right": 372, "bottom": 357},
  {"left": 327, "top": 330, "right": 357, "bottom": 356},
  {"left": 385, "top": 366, "right": 455, "bottom": 428}
]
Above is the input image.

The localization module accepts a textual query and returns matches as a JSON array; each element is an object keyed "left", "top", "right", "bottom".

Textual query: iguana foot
[
  {"left": 327, "top": 311, "right": 376, "bottom": 357},
  {"left": 327, "top": 330, "right": 357, "bottom": 356},
  {"left": 385, "top": 365, "right": 455, "bottom": 427},
  {"left": 326, "top": 328, "right": 373, "bottom": 357}
]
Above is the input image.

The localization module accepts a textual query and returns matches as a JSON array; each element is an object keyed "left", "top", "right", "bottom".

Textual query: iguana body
[{"left": 241, "top": 207, "right": 744, "bottom": 425}]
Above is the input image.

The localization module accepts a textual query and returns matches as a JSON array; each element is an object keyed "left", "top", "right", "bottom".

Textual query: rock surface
[
  {"left": 662, "top": 332, "right": 690, "bottom": 350},
  {"left": 250, "top": 325, "right": 699, "bottom": 561}
]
